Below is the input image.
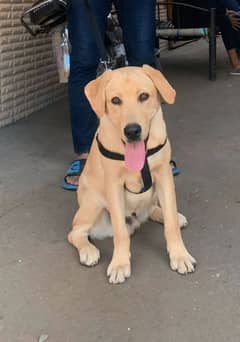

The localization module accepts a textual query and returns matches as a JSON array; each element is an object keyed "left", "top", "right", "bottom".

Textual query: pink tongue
[{"left": 125, "top": 141, "right": 146, "bottom": 172}]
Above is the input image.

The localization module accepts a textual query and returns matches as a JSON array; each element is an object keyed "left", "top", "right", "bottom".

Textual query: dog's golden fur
[{"left": 68, "top": 65, "right": 196, "bottom": 284}]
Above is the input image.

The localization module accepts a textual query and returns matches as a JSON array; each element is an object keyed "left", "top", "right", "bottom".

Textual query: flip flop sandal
[
  {"left": 62, "top": 159, "right": 86, "bottom": 191},
  {"left": 170, "top": 159, "right": 180, "bottom": 176},
  {"left": 62, "top": 158, "right": 179, "bottom": 190}
]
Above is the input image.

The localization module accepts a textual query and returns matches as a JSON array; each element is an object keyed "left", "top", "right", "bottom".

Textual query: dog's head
[
  {"left": 85, "top": 65, "right": 175, "bottom": 140},
  {"left": 85, "top": 65, "right": 176, "bottom": 171}
]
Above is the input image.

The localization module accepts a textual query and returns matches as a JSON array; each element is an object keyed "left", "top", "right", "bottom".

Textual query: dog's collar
[{"left": 96, "top": 134, "right": 168, "bottom": 194}]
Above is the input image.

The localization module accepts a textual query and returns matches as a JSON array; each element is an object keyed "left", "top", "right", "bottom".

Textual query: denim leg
[
  {"left": 233, "top": 28, "right": 240, "bottom": 50},
  {"left": 221, "top": 0, "right": 240, "bottom": 12},
  {"left": 114, "top": 0, "right": 156, "bottom": 67},
  {"left": 218, "top": 14, "right": 237, "bottom": 50},
  {"left": 68, "top": 0, "right": 111, "bottom": 154}
]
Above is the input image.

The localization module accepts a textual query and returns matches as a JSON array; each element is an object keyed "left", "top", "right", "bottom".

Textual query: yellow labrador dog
[{"left": 68, "top": 65, "right": 196, "bottom": 284}]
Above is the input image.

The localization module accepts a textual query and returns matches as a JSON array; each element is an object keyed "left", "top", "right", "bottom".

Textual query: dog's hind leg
[
  {"left": 150, "top": 205, "right": 188, "bottom": 229},
  {"left": 68, "top": 198, "right": 103, "bottom": 267}
]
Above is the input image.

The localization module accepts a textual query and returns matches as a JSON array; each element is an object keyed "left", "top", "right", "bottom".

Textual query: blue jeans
[
  {"left": 219, "top": 13, "right": 240, "bottom": 50},
  {"left": 208, "top": 0, "right": 240, "bottom": 51},
  {"left": 68, "top": 0, "right": 156, "bottom": 154}
]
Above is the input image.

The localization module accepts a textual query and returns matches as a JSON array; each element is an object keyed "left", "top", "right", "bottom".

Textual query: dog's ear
[
  {"left": 84, "top": 70, "right": 112, "bottom": 118},
  {"left": 142, "top": 65, "right": 176, "bottom": 104}
]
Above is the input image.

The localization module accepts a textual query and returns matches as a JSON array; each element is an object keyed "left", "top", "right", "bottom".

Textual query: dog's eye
[
  {"left": 139, "top": 92, "right": 149, "bottom": 102},
  {"left": 111, "top": 96, "right": 122, "bottom": 105}
]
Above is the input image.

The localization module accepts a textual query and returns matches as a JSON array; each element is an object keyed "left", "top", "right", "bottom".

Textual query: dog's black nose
[{"left": 124, "top": 123, "right": 142, "bottom": 141}]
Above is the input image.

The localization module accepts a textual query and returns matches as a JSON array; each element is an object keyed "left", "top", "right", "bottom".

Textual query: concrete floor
[{"left": 0, "top": 40, "right": 240, "bottom": 342}]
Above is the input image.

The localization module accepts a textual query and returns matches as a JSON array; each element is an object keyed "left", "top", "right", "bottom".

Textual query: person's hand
[{"left": 226, "top": 10, "right": 240, "bottom": 31}]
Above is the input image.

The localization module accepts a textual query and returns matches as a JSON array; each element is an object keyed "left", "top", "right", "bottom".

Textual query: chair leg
[{"left": 209, "top": 7, "right": 216, "bottom": 81}]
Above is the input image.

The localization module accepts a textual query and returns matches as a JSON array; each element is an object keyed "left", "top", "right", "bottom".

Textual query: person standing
[{"left": 63, "top": 0, "right": 157, "bottom": 190}]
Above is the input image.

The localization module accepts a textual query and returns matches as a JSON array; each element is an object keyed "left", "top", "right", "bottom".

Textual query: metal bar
[
  {"left": 209, "top": 7, "right": 216, "bottom": 81},
  {"left": 156, "top": 28, "right": 209, "bottom": 38},
  {"left": 157, "top": 1, "right": 209, "bottom": 13},
  {"left": 168, "top": 39, "right": 199, "bottom": 50}
]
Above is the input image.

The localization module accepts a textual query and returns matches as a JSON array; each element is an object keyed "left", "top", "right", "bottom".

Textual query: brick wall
[
  {"left": 0, "top": 1, "right": 168, "bottom": 128},
  {"left": 0, "top": 0, "right": 66, "bottom": 128}
]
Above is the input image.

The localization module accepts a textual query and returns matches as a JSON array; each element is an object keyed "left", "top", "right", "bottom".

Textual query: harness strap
[
  {"left": 139, "top": 158, "right": 152, "bottom": 193},
  {"left": 96, "top": 134, "right": 168, "bottom": 194},
  {"left": 96, "top": 134, "right": 124, "bottom": 161},
  {"left": 146, "top": 137, "right": 167, "bottom": 157}
]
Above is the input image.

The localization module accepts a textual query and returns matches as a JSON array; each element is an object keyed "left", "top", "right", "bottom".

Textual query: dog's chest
[
  {"left": 124, "top": 172, "right": 156, "bottom": 216},
  {"left": 124, "top": 172, "right": 144, "bottom": 194},
  {"left": 123, "top": 156, "right": 158, "bottom": 194}
]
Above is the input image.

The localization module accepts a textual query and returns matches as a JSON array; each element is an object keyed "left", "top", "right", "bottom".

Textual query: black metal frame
[{"left": 156, "top": 2, "right": 216, "bottom": 81}]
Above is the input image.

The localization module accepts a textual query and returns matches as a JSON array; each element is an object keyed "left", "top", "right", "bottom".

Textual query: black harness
[{"left": 96, "top": 134, "right": 168, "bottom": 194}]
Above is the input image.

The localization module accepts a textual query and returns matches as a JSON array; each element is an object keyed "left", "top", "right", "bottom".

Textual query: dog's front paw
[
  {"left": 169, "top": 245, "right": 196, "bottom": 274},
  {"left": 79, "top": 243, "right": 100, "bottom": 267},
  {"left": 178, "top": 213, "right": 188, "bottom": 229},
  {"left": 107, "top": 259, "right": 131, "bottom": 284}
]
